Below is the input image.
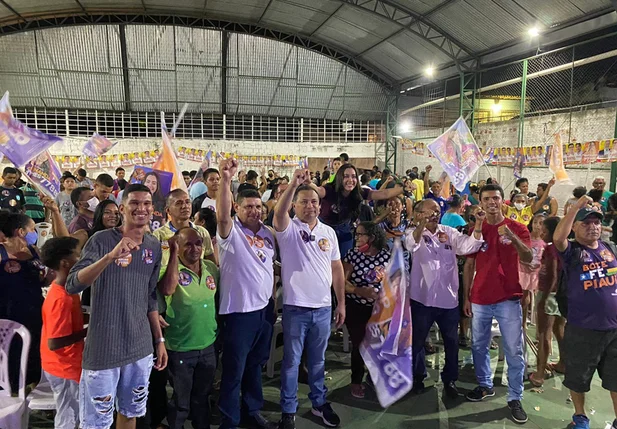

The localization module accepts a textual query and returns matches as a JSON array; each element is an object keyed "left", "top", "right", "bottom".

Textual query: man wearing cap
[
  {"left": 553, "top": 196, "right": 617, "bottom": 429},
  {"left": 273, "top": 169, "right": 345, "bottom": 429},
  {"left": 217, "top": 158, "right": 277, "bottom": 429}
]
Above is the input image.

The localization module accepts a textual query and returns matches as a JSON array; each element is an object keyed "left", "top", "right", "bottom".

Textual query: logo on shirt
[
  {"left": 179, "top": 271, "right": 192, "bottom": 286},
  {"left": 142, "top": 249, "right": 153, "bottom": 264},
  {"left": 32, "top": 259, "right": 46, "bottom": 271},
  {"left": 253, "top": 235, "right": 264, "bottom": 248},
  {"left": 600, "top": 249, "right": 615, "bottom": 263},
  {"left": 499, "top": 235, "right": 512, "bottom": 245},
  {"left": 256, "top": 249, "right": 267, "bottom": 263},
  {"left": 115, "top": 254, "right": 132, "bottom": 267},
  {"left": 364, "top": 266, "right": 385, "bottom": 283},
  {"left": 1, "top": 190, "right": 8, "bottom": 197},
  {"left": 580, "top": 261, "right": 617, "bottom": 290},
  {"left": 4, "top": 260, "right": 21, "bottom": 273},
  {"left": 580, "top": 250, "right": 593, "bottom": 263},
  {"left": 264, "top": 237, "right": 274, "bottom": 249},
  {"left": 522, "top": 215, "right": 530, "bottom": 222},
  {"left": 161, "top": 240, "right": 169, "bottom": 251},
  {"left": 437, "top": 232, "right": 448, "bottom": 243},
  {"left": 8, "top": 199, "right": 16, "bottom": 207},
  {"left": 318, "top": 238, "right": 330, "bottom": 252},
  {"left": 509, "top": 213, "right": 518, "bottom": 220},
  {"left": 245, "top": 234, "right": 254, "bottom": 246},
  {"left": 542, "top": 204, "right": 550, "bottom": 211},
  {"left": 480, "top": 242, "right": 488, "bottom": 252},
  {"left": 206, "top": 275, "right": 216, "bottom": 290}
]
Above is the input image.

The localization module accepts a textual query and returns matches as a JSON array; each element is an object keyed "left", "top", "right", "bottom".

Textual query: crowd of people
[{"left": 0, "top": 151, "right": 616, "bottom": 429}]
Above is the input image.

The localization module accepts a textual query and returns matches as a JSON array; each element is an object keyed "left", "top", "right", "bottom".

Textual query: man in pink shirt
[{"left": 406, "top": 199, "right": 485, "bottom": 398}]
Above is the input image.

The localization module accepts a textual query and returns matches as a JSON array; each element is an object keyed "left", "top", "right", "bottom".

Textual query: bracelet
[{"left": 155, "top": 337, "right": 165, "bottom": 344}]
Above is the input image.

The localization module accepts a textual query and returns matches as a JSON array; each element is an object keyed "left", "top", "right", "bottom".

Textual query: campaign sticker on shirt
[
  {"left": 116, "top": 254, "right": 132, "bottom": 267},
  {"left": 161, "top": 240, "right": 169, "bottom": 251},
  {"left": 499, "top": 235, "right": 512, "bottom": 245},
  {"left": 600, "top": 249, "right": 615, "bottom": 263},
  {"left": 318, "top": 238, "right": 331, "bottom": 252},
  {"left": 437, "top": 232, "right": 448, "bottom": 243},
  {"left": 256, "top": 249, "right": 267, "bottom": 263},
  {"left": 179, "top": 271, "right": 192, "bottom": 286},
  {"left": 423, "top": 236, "right": 432, "bottom": 245},
  {"left": 4, "top": 260, "right": 21, "bottom": 273},
  {"left": 1, "top": 190, "right": 8, "bottom": 197},
  {"left": 245, "top": 234, "right": 254, "bottom": 247},
  {"left": 542, "top": 204, "right": 550, "bottom": 211},
  {"left": 509, "top": 213, "right": 517, "bottom": 220},
  {"left": 480, "top": 242, "right": 488, "bottom": 252},
  {"left": 8, "top": 199, "right": 16, "bottom": 207},
  {"left": 522, "top": 215, "right": 530, "bottom": 222},
  {"left": 580, "top": 250, "right": 593, "bottom": 263},
  {"left": 254, "top": 235, "right": 264, "bottom": 248},
  {"left": 264, "top": 237, "right": 274, "bottom": 249},
  {"left": 206, "top": 275, "right": 216, "bottom": 290},
  {"left": 32, "top": 259, "right": 46, "bottom": 271},
  {"left": 142, "top": 249, "right": 153, "bottom": 264},
  {"left": 364, "top": 266, "right": 385, "bottom": 283}
]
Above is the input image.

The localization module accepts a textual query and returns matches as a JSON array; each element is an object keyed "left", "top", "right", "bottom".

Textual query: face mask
[
  {"left": 514, "top": 203, "right": 526, "bottom": 211},
  {"left": 357, "top": 243, "right": 370, "bottom": 253},
  {"left": 86, "top": 197, "right": 99, "bottom": 212},
  {"left": 25, "top": 231, "right": 38, "bottom": 246}
]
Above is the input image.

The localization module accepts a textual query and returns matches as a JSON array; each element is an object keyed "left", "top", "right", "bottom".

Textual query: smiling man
[{"left": 66, "top": 184, "right": 167, "bottom": 429}]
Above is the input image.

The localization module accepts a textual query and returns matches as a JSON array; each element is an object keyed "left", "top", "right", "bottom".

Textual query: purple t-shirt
[{"left": 559, "top": 241, "right": 617, "bottom": 330}]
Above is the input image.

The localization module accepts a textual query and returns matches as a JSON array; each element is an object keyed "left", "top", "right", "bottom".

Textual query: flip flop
[{"left": 528, "top": 372, "right": 544, "bottom": 387}]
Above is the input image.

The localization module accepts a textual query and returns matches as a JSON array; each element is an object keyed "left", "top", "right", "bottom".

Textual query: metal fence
[{"left": 12, "top": 107, "right": 386, "bottom": 144}]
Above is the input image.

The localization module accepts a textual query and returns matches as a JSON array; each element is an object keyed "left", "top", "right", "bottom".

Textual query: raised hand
[
  {"left": 109, "top": 237, "right": 139, "bottom": 260},
  {"left": 292, "top": 169, "right": 308, "bottom": 187},
  {"left": 425, "top": 165, "right": 432, "bottom": 173},
  {"left": 497, "top": 224, "right": 514, "bottom": 239},
  {"left": 474, "top": 209, "right": 486, "bottom": 225},
  {"left": 219, "top": 158, "right": 238, "bottom": 181},
  {"left": 40, "top": 195, "right": 59, "bottom": 213},
  {"left": 548, "top": 177, "right": 556, "bottom": 187},
  {"left": 575, "top": 194, "right": 593, "bottom": 210}
]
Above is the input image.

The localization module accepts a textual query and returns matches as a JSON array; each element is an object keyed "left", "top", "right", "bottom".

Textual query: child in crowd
[
  {"left": 40, "top": 237, "right": 87, "bottom": 429},
  {"left": 529, "top": 216, "right": 565, "bottom": 387},
  {"left": 519, "top": 214, "right": 547, "bottom": 335}
]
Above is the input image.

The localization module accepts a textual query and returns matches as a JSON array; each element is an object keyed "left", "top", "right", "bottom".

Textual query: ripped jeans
[{"left": 80, "top": 354, "right": 153, "bottom": 429}]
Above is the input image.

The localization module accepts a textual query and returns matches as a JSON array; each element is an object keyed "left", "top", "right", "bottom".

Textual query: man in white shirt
[
  {"left": 217, "top": 158, "right": 277, "bottom": 429},
  {"left": 273, "top": 169, "right": 345, "bottom": 429},
  {"left": 406, "top": 199, "right": 485, "bottom": 398},
  {"left": 200, "top": 168, "right": 220, "bottom": 212}
]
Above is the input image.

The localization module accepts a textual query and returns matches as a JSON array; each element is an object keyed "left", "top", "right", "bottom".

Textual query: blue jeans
[
  {"left": 219, "top": 307, "right": 272, "bottom": 429},
  {"left": 280, "top": 305, "right": 331, "bottom": 413},
  {"left": 80, "top": 354, "right": 153, "bottom": 429},
  {"left": 471, "top": 300, "right": 525, "bottom": 401}
]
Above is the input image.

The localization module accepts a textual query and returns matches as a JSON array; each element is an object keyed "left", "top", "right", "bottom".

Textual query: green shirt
[{"left": 159, "top": 259, "right": 219, "bottom": 352}]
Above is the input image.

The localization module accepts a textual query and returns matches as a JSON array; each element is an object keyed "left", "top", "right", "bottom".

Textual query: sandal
[
  {"left": 549, "top": 362, "right": 565, "bottom": 374},
  {"left": 351, "top": 384, "right": 365, "bottom": 399},
  {"left": 528, "top": 372, "right": 544, "bottom": 387}
]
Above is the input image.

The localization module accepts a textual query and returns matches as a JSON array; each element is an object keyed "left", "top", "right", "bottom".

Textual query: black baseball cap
[{"left": 574, "top": 206, "right": 603, "bottom": 222}]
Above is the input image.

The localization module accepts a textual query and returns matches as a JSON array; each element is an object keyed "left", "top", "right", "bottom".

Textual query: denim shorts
[{"left": 80, "top": 354, "right": 153, "bottom": 429}]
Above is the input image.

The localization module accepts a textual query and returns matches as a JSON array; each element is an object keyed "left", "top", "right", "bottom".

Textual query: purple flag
[
  {"left": 428, "top": 117, "right": 484, "bottom": 192},
  {"left": 23, "top": 150, "right": 63, "bottom": 198},
  {"left": 360, "top": 239, "right": 412, "bottom": 408},
  {"left": 0, "top": 112, "right": 62, "bottom": 167},
  {"left": 82, "top": 133, "right": 117, "bottom": 158}
]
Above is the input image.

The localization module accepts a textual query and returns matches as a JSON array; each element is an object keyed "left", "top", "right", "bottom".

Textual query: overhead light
[
  {"left": 400, "top": 90, "right": 405, "bottom": 94},
  {"left": 425, "top": 66, "right": 434, "bottom": 77},
  {"left": 399, "top": 121, "right": 412, "bottom": 134},
  {"left": 491, "top": 100, "right": 502, "bottom": 114},
  {"left": 527, "top": 27, "right": 540, "bottom": 37}
]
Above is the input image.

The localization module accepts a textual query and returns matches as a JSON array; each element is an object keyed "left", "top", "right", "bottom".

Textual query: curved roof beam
[
  {"left": 339, "top": 0, "right": 477, "bottom": 72},
  {"left": 0, "top": 12, "right": 395, "bottom": 89}
]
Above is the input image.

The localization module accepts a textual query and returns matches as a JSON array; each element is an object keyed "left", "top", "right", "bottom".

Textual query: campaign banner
[
  {"left": 153, "top": 129, "right": 188, "bottom": 192},
  {"left": 512, "top": 149, "right": 526, "bottom": 179},
  {"left": 129, "top": 165, "right": 173, "bottom": 230},
  {"left": 0, "top": 112, "right": 62, "bottom": 167},
  {"left": 188, "top": 150, "right": 212, "bottom": 189},
  {"left": 428, "top": 117, "right": 484, "bottom": 192},
  {"left": 0, "top": 91, "right": 13, "bottom": 118},
  {"left": 360, "top": 239, "right": 412, "bottom": 408},
  {"left": 23, "top": 150, "right": 63, "bottom": 198},
  {"left": 82, "top": 133, "right": 117, "bottom": 158},
  {"left": 549, "top": 132, "right": 571, "bottom": 183}
]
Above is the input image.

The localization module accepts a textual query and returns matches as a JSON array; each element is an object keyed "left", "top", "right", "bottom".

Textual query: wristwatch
[{"left": 155, "top": 337, "right": 165, "bottom": 344}]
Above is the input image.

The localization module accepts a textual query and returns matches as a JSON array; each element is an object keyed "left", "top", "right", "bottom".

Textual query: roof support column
[
  {"left": 221, "top": 30, "right": 229, "bottom": 115},
  {"left": 119, "top": 24, "right": 131, "bottom": 112}
]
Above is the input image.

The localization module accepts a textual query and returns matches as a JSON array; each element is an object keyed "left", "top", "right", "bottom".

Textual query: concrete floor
[{"left": 30, "top": 327, "right": 616, "bottom": 429}]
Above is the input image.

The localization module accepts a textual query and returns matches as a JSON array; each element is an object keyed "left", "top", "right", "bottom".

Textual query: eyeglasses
[
  {"left": 300, "top": 230, "right": 315, "bottom": 243},
  {"left": 355, "top": 232, "right": 369, "bottom": 238}
]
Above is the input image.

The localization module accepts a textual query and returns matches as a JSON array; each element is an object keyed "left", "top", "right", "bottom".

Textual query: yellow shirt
[
  {"left": 505, "top": 205, "right": 533, "bottom": 226},
  {"left": 411, "top": 179, "right": 424, "bottom": 202},
  {"left": 152, "top": 222, "right": 214, "bottom": 266}
]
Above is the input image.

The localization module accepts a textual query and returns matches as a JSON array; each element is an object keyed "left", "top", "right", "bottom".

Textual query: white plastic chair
[
  {"left": 27, "top": 370, "right": 56, "bottom": 411},
  {"left": 0, "top": 319, "right": 31, "bottom": 429},
  {"left": 35, "top": 222, "right": 53, "bottom": 248}
]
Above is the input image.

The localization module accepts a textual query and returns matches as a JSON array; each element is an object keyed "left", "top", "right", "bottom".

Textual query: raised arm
[
  {"left": 157, "top": 237, "right": 180, "bottom": 296},
  {"left": 532, "top": 177, "right": 555, "bottom": 214},
  {"left": 307, "top": 182, "right": 326, "bottom": 199},
  {"left": 42, "top": 195, "right": 70, "bottom": 238},
  {"left": 554, "top": 195, "right": 591, "bottom": 252},
  {"left": 423, "top": 165, "right": 432, "bottom": 196},
  {"left": 368, "top": 184, "right": 403, "bottom": 201},
  {"left": 498, "top": 224, "right": 533, "bottom": 263},
  {"left": 273, "top": 169, "right": 308, "bottom": 232},
  {"left": 217, "top": 158, "right": 238, "bottom": 239}
]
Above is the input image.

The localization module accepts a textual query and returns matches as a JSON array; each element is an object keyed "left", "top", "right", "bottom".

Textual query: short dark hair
[
  {"left": 197, "top": 207, "right": 217, "bottom": 238},
  {"left": 515, "top": 178, "right": 528, "bottom": 188},
  {"left": 71, "top": 187, "right": 91, "bottom": 207},
  {"left": 588, "top": 188, "right": 603, "bottom": 202},
  {"left": 573, "top": 186, "right": 587, "bottom": 199},
  {"left": 115, "top": 167, "right": 125, "bottom": 173},
  {"left": 360, "top": 173, "right": 370, "bottom": 185},
  {"left": 293, "top": 185, "right": 319, "bottom": 201},
  {"left": 382, "top": 168, "right": 392, "bottom": 175},
  {"left": 448, "top": 194, "right": 464, "bottom": 209},
  {"left": 332, "top": 157, "right": 342, "bottom": 163},
  {"left": 77, "top": 168, "right": 87, "bottom": 178},
  {"left": 203, "top": 168, "right": 220, "bottom": 181},
  {"left": 182, "top": 170, "right": 190, "bottom": 176},
  {"left": 61, "top": 174, "right": 76, "bottom": 182},
  {"left": 189, "top": 170, "right": 197, "bottom": 179},
  {"left": 237, "top": 189, "right": 262, "bottom": 204},
  {"left": 117, "top": 179, "right": 127, "bottom": 190},
  {"left": 246, "top": 170, "right": 258, "bottom": 181},
  {"left": 2, "top": 166, "right": 17, "bottom": 176},
  {"left": 479, "top": 184, "right": 504, "bottom": 200},
  {"left": 537, "top": 182, "right": 548, "bottom": 191},
  {"left": 0, "top": 212, "right": 31, "bottom": 238},
  {"left": 122, "top": 184, "right": 151, "bottom": 202},
  {"left": 339, "top": 153, "right": 349, "bottom": 162},
  {"left": 543, "top": 216, "right": 560, "bottom": 240},
  {"left": 96, "top": 173, "right": 114, "bottom": 187},
  {"left": 40, "top": 237, "right": 79, "bottom": 270},
  {"left": 166, "top": 188, "right": 189, "bottom": 208}
]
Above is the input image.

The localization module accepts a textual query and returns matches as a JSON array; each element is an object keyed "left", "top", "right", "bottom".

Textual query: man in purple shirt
[
  {"left": 553, "top": 196, "right": 617, "bottom": 429},
  {"left": 406, "top": 199, "right": 485, "bottom": 398},
  {"left": 68, "top": 187, "right": 96, "bottom": 234}
]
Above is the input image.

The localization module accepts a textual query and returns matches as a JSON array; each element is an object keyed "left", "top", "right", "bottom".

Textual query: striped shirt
[{"left": 66, "top": 228, "right": 162, "bottom": 370}]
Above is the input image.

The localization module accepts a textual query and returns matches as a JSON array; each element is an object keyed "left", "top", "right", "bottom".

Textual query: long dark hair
[
  {"left": 144, "top": 171, "right": 164, "bottom": 203},
  {"left": 357, "top": 221, "right": 387, "bottom": 251},
  {"left": 333, "top": 163, "right": 363, "bottom": 220},
  {"left": 89, "top": 200, "right": 121, "bottom": 237}
]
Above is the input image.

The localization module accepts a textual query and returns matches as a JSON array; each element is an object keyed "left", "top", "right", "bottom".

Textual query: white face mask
[
  {"left": 514, "top": 202, "right": 526, "bottom": 211},
  {"left": 86, "top": 197, "right": 99, "bottom": 212}
]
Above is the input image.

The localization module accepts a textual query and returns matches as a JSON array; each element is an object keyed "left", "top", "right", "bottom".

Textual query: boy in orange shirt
[{"left": 40, "top": 237, "right": 87, "bottom": 429}]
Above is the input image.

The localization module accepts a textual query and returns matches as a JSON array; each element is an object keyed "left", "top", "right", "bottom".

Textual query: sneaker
[
  {"left": 312, "top": 403, "right": 341, "bottom": 427},
  {"left": 278, "top": 413, "right": 295, "bottom": 429},
  {"left": 571, "top": 414, "right": 589, "bottom": 429},
  {"left": 444, "top": 381, "right": 459, "bottom": 399},
  {"left": 612, "top": 418, "right": 617, "bottom": 429},
  {"left": 508, "top": 400, "right": 528, "bottom": 424},
  {"left": 244, "top": 412, "right": 277, "bottom": 429},
  {"left": 466, "top": 386, "right": 495, "bottom": 402}
]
